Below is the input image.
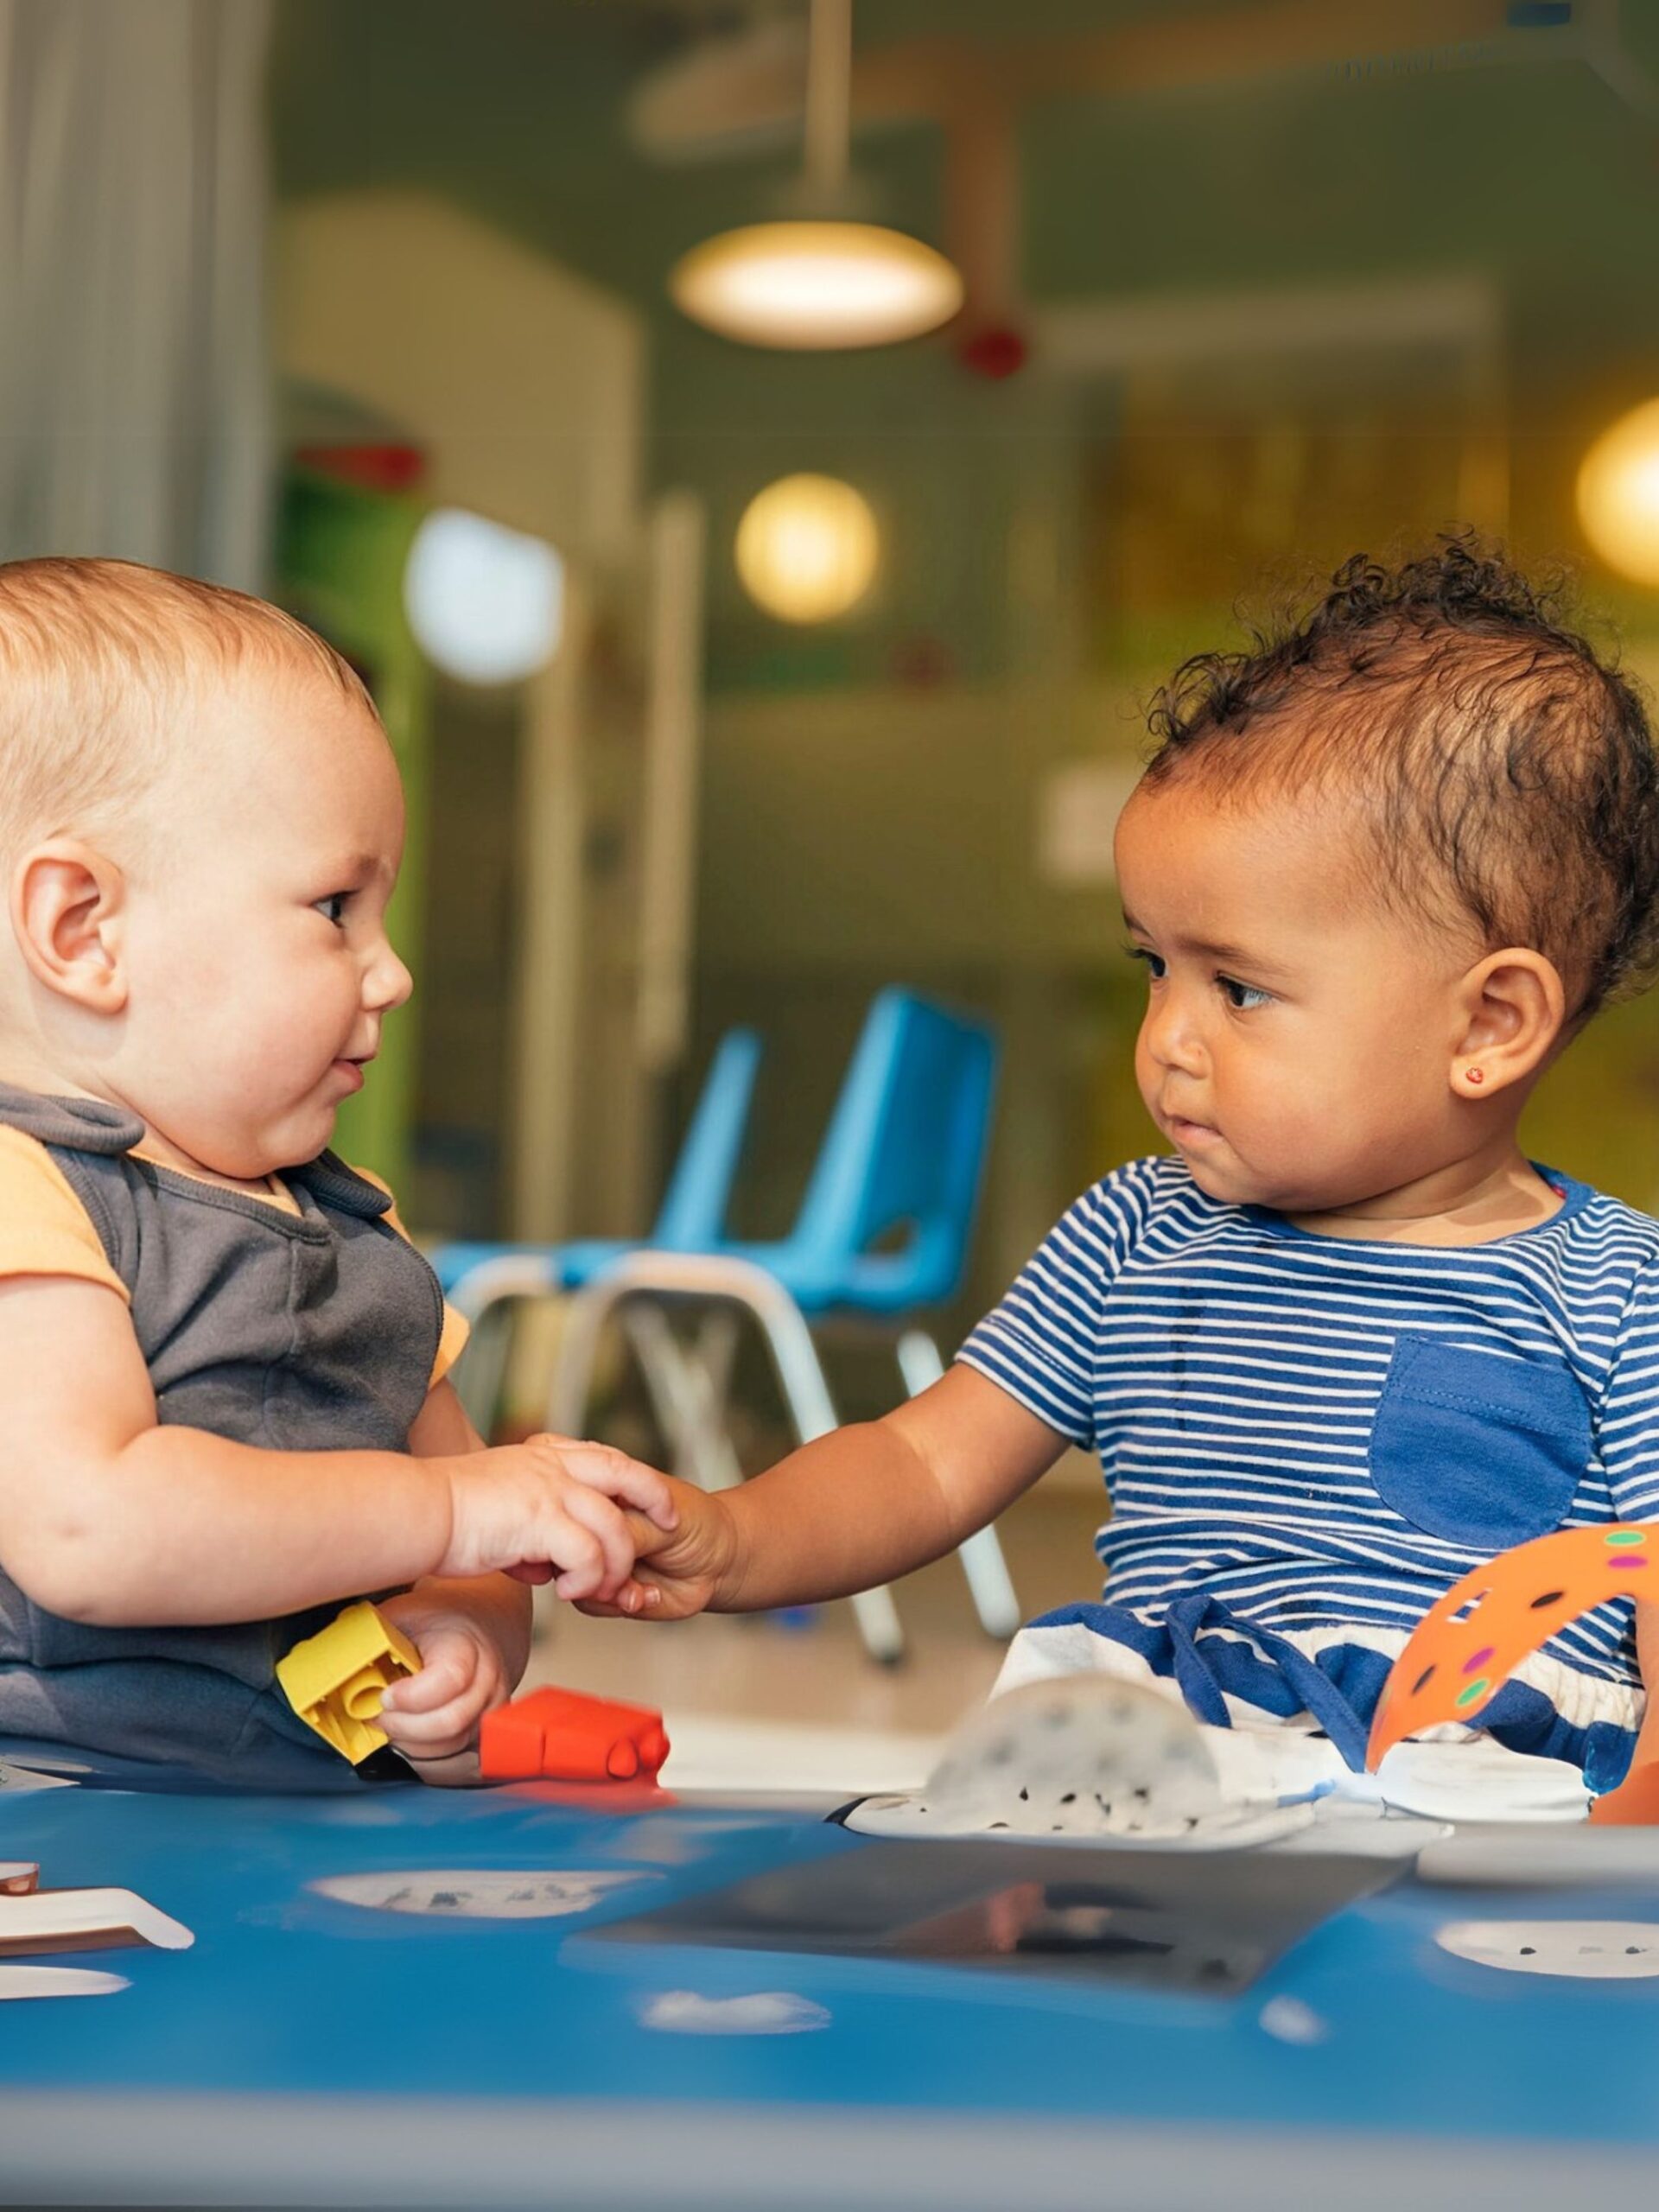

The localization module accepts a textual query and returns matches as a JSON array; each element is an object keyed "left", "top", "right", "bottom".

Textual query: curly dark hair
[{"left": 1141, "top": 534, "right": 1659, "bottom": 1020}]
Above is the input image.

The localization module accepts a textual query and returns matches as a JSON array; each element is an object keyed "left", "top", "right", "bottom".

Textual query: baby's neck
[
  {"left": 1284, "top": 1149, "right": 1563, "bottom": 1246},
  {"left": 124, "top": 1127, "right": 284, "bottom": 1200},
  {"left": 0, "top": 1058, "right": 280, "bottom": 1202}
]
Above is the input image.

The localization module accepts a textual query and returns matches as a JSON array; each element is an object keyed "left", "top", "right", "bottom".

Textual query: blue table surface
[{"left": 3, "top": 1780, "right": 1659, "bottom": 2146}]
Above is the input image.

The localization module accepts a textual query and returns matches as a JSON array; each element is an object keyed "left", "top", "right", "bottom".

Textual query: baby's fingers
[
  {"left": 381, "top": 1694, "right": 485, "bottom": 1762},
  {"left": 575, "top": 1577, "right": 684, "bottom": 1623},
  {"left": 558, "top": 1484, "right": 639, "bottom": 1600},
  {"left": 505, "top": 1560, "right": 556, "bottom": 1586},
  {"left": 612, "top": 1578, "right": 664, "bottom": 1618},
  {"left": 541, "top": 1511, "right": 610, "bottom": 1602},
  {"left": 381, "top": 1652, "right": 469, "bottom": 1716},
  {"left": 546, "top": 1438, "right": 678, "bottom": 1530}
]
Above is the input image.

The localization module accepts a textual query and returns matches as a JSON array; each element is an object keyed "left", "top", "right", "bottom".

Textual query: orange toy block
[
  {"left": 1368, "top": 1522, "right": 1659, "bottom": 1770},
  {"left": 480, "top": 1687, "right": 670, "bottom": 1783}
]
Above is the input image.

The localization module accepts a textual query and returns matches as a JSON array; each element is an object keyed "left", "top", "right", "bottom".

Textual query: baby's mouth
[{"left": 1163, "top": 1108, "right": 1219, "bottom": 1144}]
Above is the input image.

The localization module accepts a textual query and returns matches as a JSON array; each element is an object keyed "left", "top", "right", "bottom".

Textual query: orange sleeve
[
  {"left": 0, "top": 1124, "right": 130, "bottom": 1302},
  {"left": 350, "top": 1163, "right": 472, "bottom": 1391}
]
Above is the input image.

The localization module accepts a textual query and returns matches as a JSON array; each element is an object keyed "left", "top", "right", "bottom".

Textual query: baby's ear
[
  {"left": 1450, "top": 946, "right": 1566, "bottom": 1097},
  {"left": 10, "top": 839, "right": 128, "bottom": 1016}
]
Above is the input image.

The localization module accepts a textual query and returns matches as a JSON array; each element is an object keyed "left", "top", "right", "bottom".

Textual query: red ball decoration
[{"left": 957, "top": 324, "right": 1028, "bottom": 380}]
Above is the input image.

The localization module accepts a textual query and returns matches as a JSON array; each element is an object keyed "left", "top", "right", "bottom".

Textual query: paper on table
[
  {"left": 0, "top": 1963, "right": 129, "bottom": 1999},
  {"left": 842, "top": 1675, "right": 1317, "bottom": 1849},
  {"left": 0, "top": 1887, "right": 193, "bottom": 1956}
]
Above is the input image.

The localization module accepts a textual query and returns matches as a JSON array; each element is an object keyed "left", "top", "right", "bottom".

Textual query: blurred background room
[{"left": 10, "top": 0, "right": 1659, "bottom": 1785}]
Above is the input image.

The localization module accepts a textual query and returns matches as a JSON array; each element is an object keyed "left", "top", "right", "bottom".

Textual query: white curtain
[{"left": 0, "top": 0, "right": 273, "bottom": 587}]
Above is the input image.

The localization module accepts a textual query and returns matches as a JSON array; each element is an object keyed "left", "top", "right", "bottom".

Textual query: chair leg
[
  {"left": 896, "top": 1330, "right": 1023, "bottom": 1641},
  {"left": 669, "top": 1308, "right": 747, "bottom": 1496},
  {"left": 446, "top": 1255, "right": 563, "bottom": 1436},
  {"left": 451, "top": 1300, "right": 516, "bottom": 1436},
  {"left": 753, "top": 1294, "right": 906, "bottom": 1667},
  {"left": 676, "top": 1309, "right": 748, "bottom": 1494},
  {"left": 547, "top": 1274, "right": 622, "bottom": 1439},
  {"left": 692, "top": 1308, "right": 743, "bottom": 1433},
  {"left": 619, "top": 1302, "right": 745, "bottom": 1493}
]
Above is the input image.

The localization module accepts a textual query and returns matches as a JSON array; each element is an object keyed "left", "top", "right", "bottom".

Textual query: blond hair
[{"left": 0, "top": 557, "right": 377, "bottom": 872}]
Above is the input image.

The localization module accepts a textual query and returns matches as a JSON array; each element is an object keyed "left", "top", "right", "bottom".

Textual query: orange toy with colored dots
[
  {"left": 1366, "top": 1522, "right": 1659, "bottom": 1783},
  {"left": 479, "top": 1687, "right": 670, "bottom": 1783}
]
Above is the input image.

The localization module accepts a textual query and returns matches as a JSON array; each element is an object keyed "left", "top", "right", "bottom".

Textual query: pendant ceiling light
[{"left": 669, "top": 0, "right": 963, "bottom": 351}]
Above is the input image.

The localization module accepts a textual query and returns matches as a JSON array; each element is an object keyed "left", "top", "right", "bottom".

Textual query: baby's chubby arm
[
  {"left": 374, "top": 1378, "right": 533, "bottom": 1782},
  {"left": 392, "top": 1375, "right": 535, "bottom": 1691},
  {"left": 584, "top": 1363, "right": 1066, "bottom": 1621},
  {"left": 0, "top": 1275, "right": 676, "bottom": 1626}
]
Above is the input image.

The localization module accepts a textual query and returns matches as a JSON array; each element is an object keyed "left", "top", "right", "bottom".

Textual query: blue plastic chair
[
  {"left": 428, "top": 1027, "right": 762, "bottom": 1430},
  {"left": 713, "top": 987, "right": 999, "bottom": 1315},
  {"left": 549, "top": 989, "right": 1018, "bottom": 1660}
]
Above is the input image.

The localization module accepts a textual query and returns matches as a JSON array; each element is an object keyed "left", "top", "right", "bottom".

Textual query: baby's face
[
  {"left": 1114, "top": 776, "right": 1479, "bottom": 1214},
  {"left": 118, "top": 668, "right": 412, "bottom": 1178}
]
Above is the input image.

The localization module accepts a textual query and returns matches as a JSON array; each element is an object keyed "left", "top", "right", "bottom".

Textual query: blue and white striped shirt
[{"left": 959, "top": 1155, "right": 1659, "bottom": 1777}]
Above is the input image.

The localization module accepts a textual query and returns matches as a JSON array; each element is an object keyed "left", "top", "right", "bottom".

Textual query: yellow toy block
[{"left": 276, "top": 1601, "right": 421, "bottom": 1764}]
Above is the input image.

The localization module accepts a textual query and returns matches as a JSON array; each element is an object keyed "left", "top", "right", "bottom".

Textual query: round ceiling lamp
[
  {"left": 672, "top": 220, "right": 962, "bottom": 352},
  {"left": 735, "top": 473, "right": 879, "bottom": 622},
  {"left": 669, "top": 0, "right": 963, "bottom": 351},
  {"left": 403, "top": 508, "right": 564, "bottom": 684},
  {"left": 1578, "top": 398, "right": 1659, "bottom": 588}
]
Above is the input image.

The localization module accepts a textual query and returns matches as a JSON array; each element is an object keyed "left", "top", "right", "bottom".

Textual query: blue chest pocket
[{"left": 1368, "top": 1334, "right": 1591, "bottom": 1550}]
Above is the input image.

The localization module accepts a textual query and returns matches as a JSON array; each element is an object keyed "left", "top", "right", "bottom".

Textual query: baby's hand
[
  {"left": 576, "top": 1476, "right": 740, "bottom": 1623},
  {"left": 440, "top": 1432, "right": 676, "bottom": 1609},
  {"left": 374, "top": 1593, "right": 512, "bottom": 1785}
]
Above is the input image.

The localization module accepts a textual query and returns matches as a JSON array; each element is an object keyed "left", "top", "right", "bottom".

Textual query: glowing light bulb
[
  {"left": 734, "top": 474, "right": 879, "bottom": 623},
  {"left": 1577, "top": 398, "right": 1659, "bottom": 588}
]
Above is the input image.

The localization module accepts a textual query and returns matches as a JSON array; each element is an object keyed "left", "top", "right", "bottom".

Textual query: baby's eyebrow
[
  {"left": 321, "top": 849, "right": 391, "bottom": 883},
  {"left": 1122, "top": 912, "right": 1296, "bottom": 978},
  {"left": 1183, "top": 934, "right": 1271, "bottom": 966}
]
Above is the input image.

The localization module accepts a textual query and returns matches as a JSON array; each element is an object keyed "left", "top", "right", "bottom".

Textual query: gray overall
[{"left": 0, "top": 1082, "right": 443, "bottom": 1789}]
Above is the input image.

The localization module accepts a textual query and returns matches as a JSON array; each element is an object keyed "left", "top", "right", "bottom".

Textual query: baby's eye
[
  {"left": 1218, "top": 974, "right": 1272, "bottom": 1011},
  {"left": 1125, "top": 944, "right": 1166, "bottom": 982},
  {"left": 314, "top": 893, "right": 351, "bottom": 929}
]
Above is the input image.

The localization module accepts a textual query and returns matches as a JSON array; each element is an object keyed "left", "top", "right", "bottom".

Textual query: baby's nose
[
  {"left": 1143, "top": 994, "right": 1204, "bottom": 1072},
  {"left": 371, "top": 946, "right": 414, "bottom": 1011}
]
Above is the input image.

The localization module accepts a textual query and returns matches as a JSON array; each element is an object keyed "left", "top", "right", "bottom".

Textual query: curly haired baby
[{"left": 613, "top": 538, "right": 1659, "bottom": 1821}]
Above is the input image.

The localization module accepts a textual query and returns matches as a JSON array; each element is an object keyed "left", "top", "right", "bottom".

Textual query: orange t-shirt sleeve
[
  {"left": 350, "top": 1162, "right": 472, "bottom": 1390},
  {"left": 0, "top": 1124, "right": 130, "bottom": 1302}
]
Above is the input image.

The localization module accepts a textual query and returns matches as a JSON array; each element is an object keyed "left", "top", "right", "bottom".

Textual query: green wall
[{"left": 276, "top": 468, "right": 432, "bottom": 1197}]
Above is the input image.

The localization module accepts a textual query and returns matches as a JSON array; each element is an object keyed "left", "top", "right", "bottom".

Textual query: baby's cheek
[
  {"left": 1211, "top": 1077, "right": 1332, "bottom": 1201},
  {"left": 1235, "top": 1028, "right": 1346, "bottom": 1133}
]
